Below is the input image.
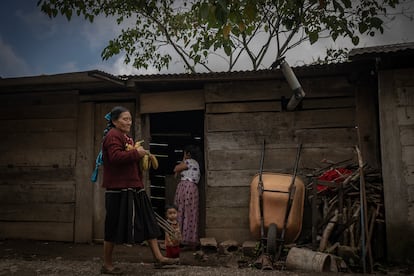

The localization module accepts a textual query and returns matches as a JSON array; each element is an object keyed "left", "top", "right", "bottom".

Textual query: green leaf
[
  {"left": 65, "top": 9, "right": 72, "bottom": 20},
  {"left": 370, "top": 17, "right": 383, "bottom": 28},
  {"left": 341, "top": 0, "right": 352, "bottom": 8},
  {"left": 200, "top": 3, "right": 209, "bottom": 19},
  {"left": 309, "top": 31, "right": 319, "bottom": 44},
  {"left": 223, "top": 24, "right": 231, "bottom": 39},
  {"left": 192, "top": 43, "right": 199, "bottom": 53},
  {"left": 244, "top": 2, "right": 256, "bottom": 21},
  {"left": 332, "top": 0, "right": 344, "bottom": 14},
  {"left": 207, "top": 5, "right": 217, "bottom": 26},
  {"left": 215, "top": 4, "right": 228, "bottom": 25},
  {"left": 224, "top": 44, "right": 231, "bottom": 56},
  {"left": 238, "top": 22, "right": 245, "bottom": 32},
  {"left": 217, "top": 0, "right": 228, "bottom": 10},
  {"left": 351, "top": 36, "right": 359, "bottom": 45},
  {"left": 358, "top": 22, "right": 368, "bottom": 33}
]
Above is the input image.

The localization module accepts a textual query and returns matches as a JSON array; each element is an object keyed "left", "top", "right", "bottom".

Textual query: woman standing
[
  {"left": 100, "top": 106, "right": 177, "bottom": 274},
  {"left": 173, "top": 145, "right": 201, "bottom": 249}
]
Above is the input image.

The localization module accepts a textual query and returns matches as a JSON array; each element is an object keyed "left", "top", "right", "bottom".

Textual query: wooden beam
[
  {"left": 206, "top": 108, "right": 355, "bottom": 132},
  {"left": 0, "top": 181, "right": 75, "bottom": 204},
  {"left": 0, "top": 222, "right": 73, "bottom": 241},
  {"left": 0, "top": 203, "right": 74, "bottom": 222},
  {"left": 205, "top": 228, "right": 253, "bottom": 243},
  {"left": 74, "top": 103, "right": 94, "bottom": 242},
  {"left": 0, "top": 149, "right": 76, "bottom": 167},
  {"left": 0, "top": 118, "right": 76, "bottom": 133},
  {"left": 80, "top": 92, "right": 136, "bottom": 102},
  {"left": 0, "top": 91, "right": 78, "bottom": 106},
  {"left": 207, "top": 147, "right": 355, "bottom": 171},
  {"left": 206, "top": 101, "right": 281, "bottom": 113},
  {"left": 355, "top": 83, "right": 381, "bottom": 169},
  {"left": 140, "top": 90, "right": 204, "bottom": 113},
  {"left": 206, "top": 187, "right": 250, "bottom": 208},
  {"left": 205, "top": 80, "right": 286, "bottom": 103},
  {"left": 206, "top": 207, "right": 249, "bottom": 228},
  {"left": 378, "top": 70, "right": 409, "bottom": 262},
  {"left": 0, "top": 104, "right": 78, "bottom": 120},
  {"left": 206, "top": 128, "right": 357, "bottom": 151},
  {"left": 0, "top": 132, "right": 77, "bottom": 151}
]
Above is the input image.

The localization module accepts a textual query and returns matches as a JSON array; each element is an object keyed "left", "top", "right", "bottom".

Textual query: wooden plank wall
[
  {"left": 74, "top": 103, "right": 94, "bottom": 242},
  {"left": 379, "top": 68, "right": 414, "bottom": 262},
  {"left": 0, "top": 91, "right": 79, "bottom": 241},
  {"left": 204, "top": 76, "right": 358, "bottom": 242}
]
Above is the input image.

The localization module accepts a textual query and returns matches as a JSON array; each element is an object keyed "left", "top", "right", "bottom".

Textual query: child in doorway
[{"left": 164, "top": 204, "right": 182, "bottom": 258}]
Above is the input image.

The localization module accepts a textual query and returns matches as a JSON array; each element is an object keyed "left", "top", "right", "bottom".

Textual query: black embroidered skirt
[{"left": 104, "top": 188, "right": 161, "bottom": 244}]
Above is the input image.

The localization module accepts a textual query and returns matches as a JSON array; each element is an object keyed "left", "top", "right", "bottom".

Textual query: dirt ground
[{"left": 0, "top": 239, "right": 411, "bottom": 276}]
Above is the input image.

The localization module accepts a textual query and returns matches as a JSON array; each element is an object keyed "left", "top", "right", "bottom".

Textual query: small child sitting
[{"left": 164, "top": 204, "right": 182, "bottom": 258}]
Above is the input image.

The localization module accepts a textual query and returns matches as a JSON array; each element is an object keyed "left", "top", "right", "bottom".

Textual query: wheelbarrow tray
[{"left": 249, "top": 172, "right": 305, "bottom": 244}]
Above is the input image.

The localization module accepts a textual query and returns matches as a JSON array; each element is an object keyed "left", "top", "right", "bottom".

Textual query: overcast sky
[{"left": 1, "top": 0, "right": 413, "bottom": 78}]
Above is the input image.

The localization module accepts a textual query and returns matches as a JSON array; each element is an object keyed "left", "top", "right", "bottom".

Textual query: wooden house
[
  {"left": 349, "top": 42, "right": 414, "bottom": 263},
  {"left": 0, "top": 42, "right": 413, "bottom": 263}
]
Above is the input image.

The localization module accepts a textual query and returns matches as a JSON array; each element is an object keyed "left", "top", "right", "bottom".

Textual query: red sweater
[{"left": 102, "top": 128, "right": 144, "bottom": 189}]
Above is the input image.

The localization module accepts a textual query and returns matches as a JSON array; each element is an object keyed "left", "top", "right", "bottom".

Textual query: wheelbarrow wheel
[{"left": 266, "top": 223, "right": 278, "bottom": 256}]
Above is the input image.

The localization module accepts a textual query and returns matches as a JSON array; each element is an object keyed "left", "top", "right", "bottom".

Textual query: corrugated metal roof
[
  {"left": 349, "top": 41, "right": 414, "bottom": 58},
  {"left": 122, "top": 61, "right": 367, "bottom": 92},
  {"left": 0, "top": 70, "right": 124, "bottom": 85},
  {"left": 0, "top": 70, "right": 128, "bottom": 93},
  {"left": 124, "top": 68, "right": 280, "bottom": 82},
  {"left": 124, "top": 61, "right": 356, "bottom": 83}
]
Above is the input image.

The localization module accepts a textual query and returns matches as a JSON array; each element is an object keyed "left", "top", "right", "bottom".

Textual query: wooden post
[
  {"left": 312, "top": 177, "right": 319, "bottom": 250},
  {"left": 74, "top": 102, "right": 94, "bottom": 242}
]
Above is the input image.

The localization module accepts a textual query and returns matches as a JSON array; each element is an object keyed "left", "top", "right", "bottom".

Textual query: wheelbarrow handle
[
  {"left": 258, "top": 139, "right": 266, "bottom": 240},
  {"left": 280, "top": 144, "right": 302, "bottom": 249}
]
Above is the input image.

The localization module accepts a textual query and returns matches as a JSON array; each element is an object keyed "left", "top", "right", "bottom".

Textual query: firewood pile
[{"left": 308, "top": 151, "right": 386, "bottom": 273}]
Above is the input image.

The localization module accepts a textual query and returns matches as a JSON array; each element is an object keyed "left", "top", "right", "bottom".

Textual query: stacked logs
[{"left": 308, "top": 157, "right": 386, "bottom": 273}]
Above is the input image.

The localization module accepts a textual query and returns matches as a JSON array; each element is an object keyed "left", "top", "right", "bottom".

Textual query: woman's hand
[
  {"left": 136, "top": 146, "right": 148, "bottom": 157},
  {"left": 125, "top": 143, "right": 134, "bottom": 151},
  {"left": 183, "top": 151, "right": 191, "bottom": 161},
  {"left": 174, "top": 160, "right": 188, "bottom": 174}
]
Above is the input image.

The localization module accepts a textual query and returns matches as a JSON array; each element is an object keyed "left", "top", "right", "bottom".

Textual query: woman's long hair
[{"left": 184, "top": 144, "right": 203, "bottom": 174}]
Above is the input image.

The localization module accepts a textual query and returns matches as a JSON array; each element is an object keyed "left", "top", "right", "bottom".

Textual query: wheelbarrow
[{"left": 249, "top": 141, "right": 305, "bottom": 268}]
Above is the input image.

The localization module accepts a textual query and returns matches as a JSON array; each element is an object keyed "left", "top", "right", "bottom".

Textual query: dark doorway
[{"left": 148, "top": 111, "right": 204, "bottom": 225}]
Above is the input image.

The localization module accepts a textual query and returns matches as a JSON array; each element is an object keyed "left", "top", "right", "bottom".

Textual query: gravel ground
[
  {"left": 0, "top": 240, "right": 411, "bottom": 275},
  {"left": 0, "top": 258, "right": 307, "bottom": 276}
]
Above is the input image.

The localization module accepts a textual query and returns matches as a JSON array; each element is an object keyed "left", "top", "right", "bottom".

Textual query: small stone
[
  {"left": 218, "top": 240, "right": 239, "bottom": 255},
  {"left": 242, "top": 240, "right": 259, "bottom": 257},
  {"left": 199, "top": 237, "right": 217, "bottom": 253},
  {"left": 199, "top": 237, "right": 217, "bottom": 247}
]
